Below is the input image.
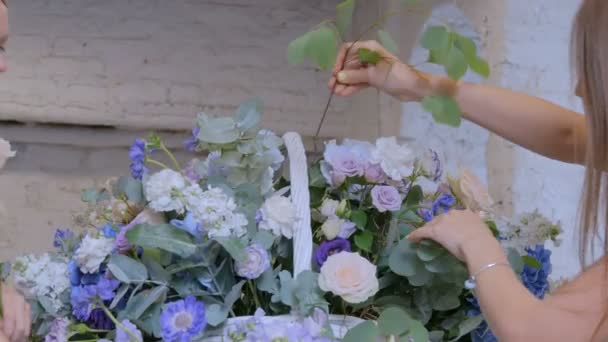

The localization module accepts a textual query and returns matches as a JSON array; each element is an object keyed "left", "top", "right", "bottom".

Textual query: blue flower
[
  {"left": 170, "top": 212, "right": 202, "bottom": 239},
  {"left": 116, "top": 319, "right": 143, "bottom": 342},
  {"left": 184, "top": 127, "right": 200, "bottom": 152},
  {"left": 99, "top": 224, "right": 117, "bottom": 239},
  {"left": 129, "top": 138, "right": 148, "bottom": 180},
  {"left": 160, "top": 296, "right": 207, "bottom": 341},
  {"left": 419, "top": 193, "right": 456, "bottom": 222},
  {"left": 521, "top": 244, "right": 552, "bottom": 299},
  {"left": 471, "top": 321, "right": 498, "bottom": 342},
  {"left": 70, "top": 277, "right": 120, "bottom": 321},
  {"left": 53, "top": 228, "right": 76, "bottom": 254}
]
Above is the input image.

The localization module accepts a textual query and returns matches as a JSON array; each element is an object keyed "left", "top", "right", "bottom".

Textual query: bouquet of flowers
[
  {"left": 0, "top": 100, "right": 562, "bottom": 342},
  {"left": 301, "top": 138, "right": 562, "bottom": 341}
]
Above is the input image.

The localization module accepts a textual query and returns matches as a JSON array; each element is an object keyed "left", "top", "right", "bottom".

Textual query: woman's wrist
[{"left": 462, "top": 234, "right": 507, "bottom": 274}]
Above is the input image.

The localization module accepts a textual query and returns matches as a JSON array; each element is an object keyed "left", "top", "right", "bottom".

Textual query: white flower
[
  {"left": 500, "top": 210, "right": 562, "bottom": 252},
  {"left": 73, "top": 234, "right": 114, "bottom": 273},
  {"left": 371, "top": 137, "right": 416, "bottom": 181},
  {"left": 187, "top": 187, "right": 248, "bottom": 238},
  {"left": 320, "top": 217, "right": 342, "bottom": 240},
  {"left": 259, "top": 195, "right": 296, "bottom": 239},
  {"left": 318, "top": 252, "right": 379, "bottom": 304},
  {"left": 144, "top": 169, "right": 188, "bottom": 213},
  {"left": 13, "top": 254, "right": 70, "bottom": 313},
  {"left": 0, "top": 138, "right": 16, "bottom": 170},
  {"left": 320, "top": 199, "right": 339, "bottom": 218}
]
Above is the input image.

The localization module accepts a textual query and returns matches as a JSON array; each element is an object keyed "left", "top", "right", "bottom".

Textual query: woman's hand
[
  {"left": 328, "top": 40, "right": 437, "bottom": 101},
  {"left": 407, "top": 209, "right": 499, "bottom": 263},
  {"left": 0, "top": 283, "right": 31, "bottom": 342}
]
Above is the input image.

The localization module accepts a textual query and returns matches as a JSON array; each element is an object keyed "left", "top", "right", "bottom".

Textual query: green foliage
[
  {"left": 350, "top": 210, "right": 368, "bottom": 230},
  {"left": 336, "top": 0, "right": 356, "bottom": 38},
  {"left": 107, "top": 254, "right": 148, "bottom": 284},
  {"left": 114, "top": 176, "right": 144, "bottom": 204},
  {"left": 126, "top": 224, "right": 197, "bottom": 258},
  {"left": 118, "top": 286, "right": 168, "bottom": 321},
  {"left": 343, "top": 321, "right": 380, "bottom": 342},
  {"left": 287, "top": 24, "right": 338, "bottom": 70},
  {"left": 422, "top": 95, "right": 462, "bottom": 127},
  {"left": 357, "top": 48, "right": 382, "bottom": 65},
  {"left": 354, "top": 230, "right": 374, "bottom": 252}
]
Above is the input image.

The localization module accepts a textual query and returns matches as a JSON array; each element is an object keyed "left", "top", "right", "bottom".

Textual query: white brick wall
[{"left": 0, "top": 0, "right": 588, "bottom": 280}]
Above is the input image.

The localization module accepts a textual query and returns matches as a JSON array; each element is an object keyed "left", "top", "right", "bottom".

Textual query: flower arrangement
[{"left": 0, "top": 100, "right": 561, "bottom": 341}]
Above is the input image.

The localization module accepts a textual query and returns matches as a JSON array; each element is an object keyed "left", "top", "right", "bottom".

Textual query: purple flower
[
  {"left": 45, "top": 318, "right": 70, "bottom": 342},
  {"left": 53, "top": 228, "right": 76, "bottom": 254},
  {"left": 371, "top": 185, "right": 402, "bottom": 212},
  {"left": 70, "top": 277, "right": 120, "bottom": 321},
  {"left": 314, "top": 238, "right": 351, "bottom": 267},
  {"left": 337, "top": 220, "right": 357, "bottom": 239},
  {"left": 116, "top": 319, "right": 143, "bottom": 342},
  {"left": 521, "top": 245, "right": 552, "bottom": 299},
  {"left": 184, "top": 127, "right": 200, "bottom": 152},
  {"left": 236, "top": 244, "right": 271, "bottom": 280},
  {"left": 161, "top": 296, "right": 207, "bottom": 342},
  {"left": 87, "top": 308, "right": 115, "bottom": 330},
  {"left": 183, "top": 158, "right": 203, "bottom": 183},
  {"left": 129, "top": 138, "right": 148, "bottom": 180},
  {"left": 364, "top": 163, "right": 386, "bottom": 183}
]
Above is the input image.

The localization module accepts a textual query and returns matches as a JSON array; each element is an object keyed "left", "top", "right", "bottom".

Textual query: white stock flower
[
  {"left": 500, "top": 210, "right": 562, "bottom": 251},
  {"left": 13, "top": 254, "right": 70, "bottom": 312},
  {"left": 0, "top": 138, "right": 16, "bottom": 170},
  {"left": 371, "top": 137, "right": 416, "bottom": 181},
  {"left": 73, "top": 235, "right": 114, "bottom": 273},
  {"left": 258, "top": 195, "right": 297, "bottom": 239},
  {"left": 319, "top": 198, "right": 339, "bottom": 218},
  {"left": 187, "top": 186, "right": 248, "bottom": 238},
  {"left": 144, "top": 169, "right": 188, "bottom": 213},
  {"left": 318, "top": 252, "right": 379, "bottom": 304}
]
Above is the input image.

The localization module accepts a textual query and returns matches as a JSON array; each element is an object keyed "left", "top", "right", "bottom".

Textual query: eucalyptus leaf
[
  {"left": 293, "top": 270, "right": 328, "bottom": 315},
  {"left": 408, "top": 263, "right": 434, "bottom": 286},
  {"left": 287, "top": 32, "right": 310, "bottom": 65},
  {"left": 214, "top": 237, "right": 247, "bottom": 262},
  {"left": 449, "top": 315, "right": 484, "bottom": 341},
  {"left": 81, "top": 188, "right": 99, "bottom": 203},
  {"left": 166, "top": 260, "right": 210, "bottom": 274},
  {"left": 120, "top": 286, "right": 168, "bottom": 321},
  {"left": 206, "top": 304, "right": 229, "bottom": 327},
  {"left": 389, "top": 239, "right": 418, "bottom": 277},
  {"left": 279, "top": 270, "right": 295, "bottom": 306},
  {"left": 357, "top": 48, "right": 382, "bottom": 65},
  {"left": 197, "top": 113, "right": 240, "bottom": 144},
  {"left": 115, "top": 176, "right": 144, "bottom": 204},
  {"left": 469, "top": 56, "right": 490, "bottom": 78},
  {"left": 336, "top": 0, "right": 355, "bottom": 38},
  {"left": 378, "top": 307, "right": 410, "bottom": 336},
  {"left": 421, "top": 26, "right": 449, "bottom": 51},
  {"left": 126, "top": 224, "right": 197, "bottom": 258},
  {"left": 422, "top": 95, "right": 462, "bottom": 127},
  {"left": 424, "top": 253, "right": 461, "bottom": 274},
  {"left": 109, "top": 284, "right": 130, "bottom": 310},
  {"left": 430, "top": 285, "right": 461, "bottom": 311},
  {"left": 254, "top": 230, "right": 276, "bottom": 250},
  {"left": 225, "top": 280, "right": 246, "bottom": 308},
  {"left": 141, "top": 255, "right": 171, "bottom": 283},
  {"left": 108, "top": 254, "right": 148, "bottom": 283},
  {"left": 378, "top": 29, "right": 399, "bottom": 54},
  {"left": 445, "top": 45, "right": 468, "bottom": 80},
  {"left": 288, "top": 24, "right": 338, "bottom": 70},
  {"left": 405, "top": 320, "right": 430, "bottom": 342},
  {"left": 416, "top": 240, "right": 444, "bottom": 261},
  {"left": 135, "top": 301, "right": 163, "bottom": 338},
  {"left": 343, "top": 321, "right": 380, "bottom": 342},
  {"left": 257, "top": 268, "right": 280, "bottom": 299},
  {"left": 235, "top": 98, "right": 263, "bottom": 132}
]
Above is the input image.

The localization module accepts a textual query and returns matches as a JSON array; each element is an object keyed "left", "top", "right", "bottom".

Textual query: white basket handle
[{"left": 282, "top": 132, "right": 312, "bottom": 277}]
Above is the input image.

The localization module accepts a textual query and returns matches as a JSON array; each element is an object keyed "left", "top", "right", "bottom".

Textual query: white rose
[
  {"left": 259, "top": 195, "right": 296, "bottom": 239},
  {"left": 371, "top": 137, "right": 416, "bottom": 181},
  {"left": 0, "top": 138, "right": 16, "bottom": 170},
  {"left": 321, "top": 217, "right": 343, "bottom": 240},
  {"left": 320, "top": 199, "right": 339, "bottom": 218},
  {"left": 452, "top": 169, "right": 493, "bottom": 212},
  {"left": 318, "top": 252, "right": 379, "bottom": 304},
  {"left": 73, "top": 234, "right": 114, "bottom": 274}
]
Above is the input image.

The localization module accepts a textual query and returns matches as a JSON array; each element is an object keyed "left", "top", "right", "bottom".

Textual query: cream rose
[
  {"left": 318, "top": 251, "right": 379, "bottom": 304},
  {"left": 450, "top": 169, "right": 494, "bottom": 212}
]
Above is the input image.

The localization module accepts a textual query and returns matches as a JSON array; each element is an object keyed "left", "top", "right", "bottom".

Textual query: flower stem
[
  {"left": 146, "top": 158, "right": 172, "bottom": 170},
  {"left": 161, "top": 143, "right": 182, "bottom": 170},
  {"left": 248, "top": 280, "right": 262, "bottom": 309},
  {"left": 98, "top": 302, "right": 142, "bottom": 342}
]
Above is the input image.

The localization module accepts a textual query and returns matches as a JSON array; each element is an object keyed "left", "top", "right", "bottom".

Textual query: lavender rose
[
  {"left": 236, "top": 244, "right": 271, "bottom": 280},
  {"left": 371, "top": 185, "right": 403, "bottom": 212},
  {"left": 314, "top": 238, "right": 351, "bottom": 267},
  {"left": 364, "top": 163, "right": 386, "bottom": 183}
]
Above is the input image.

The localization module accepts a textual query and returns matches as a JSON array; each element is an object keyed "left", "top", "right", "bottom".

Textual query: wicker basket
[{"left": 201, "top": 132, "right": 364, "bottom": 341}]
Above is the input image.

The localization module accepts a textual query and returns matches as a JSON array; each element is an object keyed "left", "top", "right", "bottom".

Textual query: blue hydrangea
[
  {"left": 160, "top": 296, "right": 207, "bottom": 341},
  {"left": 129, "top": 138, "right": 148, "bottom": 180}
]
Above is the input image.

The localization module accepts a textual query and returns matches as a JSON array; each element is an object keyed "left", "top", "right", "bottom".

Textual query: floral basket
[{"left": 201, "top": 132, "right": 364, "bottom": 341}]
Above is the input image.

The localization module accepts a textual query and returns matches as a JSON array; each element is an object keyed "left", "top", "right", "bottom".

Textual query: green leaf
[
  {"left": 288, "top": 33, "right": 310, "bottom": 65},
  {"left": 197, "top": 113, "right": 240, "bottom": 144},
  {"left": 378, "top": 29, "right": 399, "bottom": 54},
  {"left": 293, "top": 270, "right": 328, "bottom": 315},
  {"left": 357, "top": 48, "right": 382, "bottom": 65},
  {"left": 165, "top": 260, "right": 210, "bottom": 274},
  {"left": 108, "top": 254, "right": 148, "bottom": 283},
  {"left": 126, "top": 224, "right": 197, "bottom": 258},
  {"left": 485, "top": 220, "right": 500, "bottom": 237},
  {"left": 452, "top": 33, "right": 477, "bottom": 60},
  {"left": 336, "top": 0, "right": 355, "bottom": 38},
  {"left": 343, "top": 321, "right": 380, "bottom": 342},
  {"left": 378, "top": 307, "right": 410, "bottom": 336},
  {"left": 141, "top": 254, "right": 171, "bottom": 283},
  {"left": 253, "top": 230, "right": 276, "bottom": 250},
  {"left": 449, "top": 315, "right": 484, "bottom": 342},
  {"left": 416, "top": 240, "right": 444, "bottom": 261},
  {"left": 308, "top": 25, "right": 339, "bottom": 70},
  {"left": 351, "top": 210, "right": 368, "bottom": 230},
  {"left": 214, "top": 237, "right": 247, "bottom": 262},
  {"left": 206, "top": 303, "right": 229, "bottom": 327},
  {"left": 522, "top": 255, "right": 542, "bottom": 269},
  {"left": 469, "top": 56, "right": 490, "bottom": 78},
  {"left": 408, "top": 263, "right": 433, "bottom": 286},
  {"left": 389, "top": 239, "right": 418, "bottom": 277},
  {"left": 354, "top": 230, "right": 374, "bottom": 252},
  {"left": 257, "top": 268, "right": 280, "bottom": 298},
  {"left": 421, "top": 26, "right": 449, "bottom": 51},
  {"left": 507, "top": 247, "right": 524, "bottom": 274},
  {"left": 235, "top": 98, "right": 263, "bottom": 132},
  {"left": 429, "top": 285, "right": 462, "bottom": 311},
  {"left": 424, "top": 253, "right": 461, "bottom": 273},
  {"left": 115, "top": 177, "right": 144, "bottom": 204},
  {"left": 224, "top": 280, "right": 246, "bottom": 308},
  {"left": 421, "top": 95, "right": 462, "bottom": 127},
  {"left": 81, "top": 188, "right": 99, "bottom": 203},
  {"left": 445, "top": 45, "right": 468, "bottom": 80},
  {"left": 109, "top": 284, "right": 130, "bottom": 310},
  {"left": 405, "top": 320, "right": 430, "bottom": 342},
  {"left": 405, "top": 185, "right": 423, "bottom": 208},
  {"left": 309, "top": 164, "right": 326, "bottom": 188},
  {"left": 135, "top": 301, "right": 163, "bottom": 338},
  {"left": 279, "top": 271, "right": 296, "bottom": 306},
  {"left": 120, "top": 286, "right": 168, "bottom": 321}
]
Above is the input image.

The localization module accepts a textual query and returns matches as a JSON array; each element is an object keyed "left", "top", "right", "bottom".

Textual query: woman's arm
[
  {"left": 330, "top": 40, "right": 587, "bottom": 164},
  {"left": 408, "top": 210, "right": 602, "bottom": 341}
]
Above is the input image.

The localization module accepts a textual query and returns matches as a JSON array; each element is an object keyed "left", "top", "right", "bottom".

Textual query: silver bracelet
[{"left": 464, "top": 262, "right": 511, "bottom": 289}]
